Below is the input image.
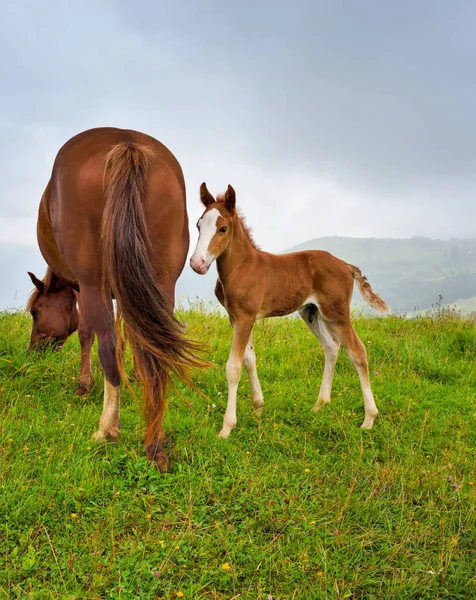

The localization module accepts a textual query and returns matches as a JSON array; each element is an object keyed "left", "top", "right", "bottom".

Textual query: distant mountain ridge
[{"left": 283, "top": 236, "right": 476, "bottom": 314}]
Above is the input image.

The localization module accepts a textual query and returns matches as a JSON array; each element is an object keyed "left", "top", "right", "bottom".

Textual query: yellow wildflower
[{"left": 222, "top": 562, "right": 231, "bottom": 570}]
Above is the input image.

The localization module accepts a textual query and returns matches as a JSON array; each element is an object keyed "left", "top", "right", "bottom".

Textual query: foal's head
[
  {"left": 26, "top": 271, "right": 79, "bottom": 351},
  {"left": 190, "top": 183, "right": 236, "bottom": 274}
]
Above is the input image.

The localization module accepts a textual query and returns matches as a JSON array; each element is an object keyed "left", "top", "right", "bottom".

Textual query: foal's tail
[
  {"left": 101, "top": 142, "right": 206, "bottom": 466},
  {"left": 346, "top": 263, "right": 390, "bottom": 315}
]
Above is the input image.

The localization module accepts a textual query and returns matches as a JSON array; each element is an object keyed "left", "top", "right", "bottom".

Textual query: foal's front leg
[
  {"left": 219, "top": 317, "right": 255, "bottom": 439},
  {"left": 243, "top": 334, "right": 264, "bottom": 415}
]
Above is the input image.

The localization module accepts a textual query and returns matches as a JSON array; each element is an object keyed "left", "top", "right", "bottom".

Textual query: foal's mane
[
  {"left": 216, "top": 194, "right": 260, "bottom": 250},
  {"left": 26, "top": 267, "right": 56, "bottom": 311}
]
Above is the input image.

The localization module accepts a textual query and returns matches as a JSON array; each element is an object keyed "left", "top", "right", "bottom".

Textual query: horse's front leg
[
  {"left": 219, "top": 316, "right": 255, "bottom": 439},
  {"left": 75, "top": 292, "right": 95, "bottom": 396}
]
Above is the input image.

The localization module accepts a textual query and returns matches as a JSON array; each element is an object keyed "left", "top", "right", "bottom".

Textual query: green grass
[{"left": 0, "top": 310, "right": 475, "bottom": 599}]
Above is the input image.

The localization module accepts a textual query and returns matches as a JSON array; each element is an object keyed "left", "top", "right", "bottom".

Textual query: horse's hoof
[
  {"left": 92, "top": 429, "right": 120, "bottom": 442},
  {"left": 253, "top": 406, "right": 263, "bottom": 417},
  {"left": 76, "top": 385, "right": 88, "bottom": 396},
  {"left": 92, "top": 430, "right": 106, "bottom": 442},
  {"left": 146, "top": 448, "right": 169, "bottom": 473}
]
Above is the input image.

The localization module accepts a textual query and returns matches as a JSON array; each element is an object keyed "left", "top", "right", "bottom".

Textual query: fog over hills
[
  {"left": 284, "top": 236, "right": 476, "bottom": 314},
  {"left": 3, "top": 236, "right": 476, "bottom": 315}
]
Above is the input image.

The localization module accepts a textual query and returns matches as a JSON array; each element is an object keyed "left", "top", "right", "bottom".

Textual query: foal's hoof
[
  {"left": 253, "top": 406, "right": 263, "bottom": 417},
  {"left": 360, "top": 414, "right": 377, "bottom": 429},
  {"left": 76, "top": 385, "right": 89, "bottom": 396},
  {"left": 311, "top": 397, "right": 329, "bottom": 412},
  {"left": 218, "top": 422, "right": 235, "bottom": 439}
]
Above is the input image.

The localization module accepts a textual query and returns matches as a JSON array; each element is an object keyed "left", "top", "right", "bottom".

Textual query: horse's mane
[
  {"left": 216, "top": 195, "right": 260, "bottom": 250},
  {"left": 26, "top": 267, "right": 55, "bottom": 312},
  {"left": 237, "top": 210, "right": 260, "bottom": 250}
]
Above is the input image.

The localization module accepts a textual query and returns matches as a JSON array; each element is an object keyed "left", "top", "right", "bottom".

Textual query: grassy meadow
[{"left": 0, "top": 309, "right": 475, "bottom": 599}]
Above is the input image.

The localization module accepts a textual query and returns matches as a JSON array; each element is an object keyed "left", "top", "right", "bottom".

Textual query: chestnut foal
[{"left": 190, "top": 183, "right": 389, "bottom": 438}]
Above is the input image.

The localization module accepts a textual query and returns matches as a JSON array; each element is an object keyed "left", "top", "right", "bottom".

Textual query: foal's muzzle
[{"left": 190, "top": 256, "right": 209, "bottom": 275}]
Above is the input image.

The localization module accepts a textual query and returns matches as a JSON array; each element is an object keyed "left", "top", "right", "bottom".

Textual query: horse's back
[{"left": 39, "top": 128, "right": 188, "bottom": 289}]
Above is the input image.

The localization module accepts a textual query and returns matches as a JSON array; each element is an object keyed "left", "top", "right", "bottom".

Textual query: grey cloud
[{"left": 1, "top": 0, "right": 475, "bottom": 310}]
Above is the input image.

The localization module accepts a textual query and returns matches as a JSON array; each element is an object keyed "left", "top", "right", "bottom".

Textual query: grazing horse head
[
  {"left": 26, "top": 270, "right": 78, "bottom": 351},
  {"left": 190, "top": 182, "right": 237, "bottom": 274}
]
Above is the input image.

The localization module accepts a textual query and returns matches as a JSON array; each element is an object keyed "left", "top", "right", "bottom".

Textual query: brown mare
[
  {"left": 26, "top": 127, "right": 205, "bottom": 471},
  {"left": 190, "top": 183, "right": 389, "bottom": 438}
]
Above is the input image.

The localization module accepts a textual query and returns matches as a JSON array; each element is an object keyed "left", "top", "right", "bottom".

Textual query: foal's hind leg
[
  {"left": 299, "top": 307, "right": 340, "bottom": 411},
  {"left": 330, "top": 320, "right": 378, "bottom": 429},
  {"left": 243, "top": 334, "right": 264, "bottom": 415},
  {"left": 79, "top": 287, "right": 121, "bottom": 442}
]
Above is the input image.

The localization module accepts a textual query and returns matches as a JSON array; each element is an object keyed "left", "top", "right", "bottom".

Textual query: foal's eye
[
  {"left": 219, "top": 226, "right": 228, "bottom": 233},
  {"left": 30, "top": 309, "right": 38, "bottom": 318}
]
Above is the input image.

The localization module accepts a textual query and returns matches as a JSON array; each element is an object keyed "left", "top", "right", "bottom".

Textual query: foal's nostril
[{"left": 190, "top": 256, "right": 206, "bottom": 272}]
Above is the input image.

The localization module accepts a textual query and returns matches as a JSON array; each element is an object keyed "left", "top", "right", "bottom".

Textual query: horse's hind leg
[
  {"left": 329, "top": 320, "right": 378, "bottom": 429},
  {"left": 299, "top": 306, "right": 340, "bottom": 411},
  {"left": 79, "top": 287, "right": 121, "bottom": 441},
  {"left": 243, "top": 334, "right": 264, "bottom": 415}
]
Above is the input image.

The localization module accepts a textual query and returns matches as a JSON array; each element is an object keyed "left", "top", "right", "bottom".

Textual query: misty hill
[
  {"left": 284, "top": 236, "right": 476, "bottom": 314},
  {"left": 3, "top": 237, "right": 476, "bottom": 315}
]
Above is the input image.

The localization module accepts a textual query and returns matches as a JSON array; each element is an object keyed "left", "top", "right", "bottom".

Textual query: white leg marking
[
  {"left": 243, "top": 336, "right": 264, "bottom": 415},
  {"left": 92, "top": 377, "right": 121, "bottom": 442},
  {"left": 345, "top": 349, "right": 378, "bottom": 429},
  {"left": 300, "top": 308, "right": 340, "bottom": 412},
  {"left": 313, "top": 316, "right": 340, "bottom": 411},
  {"left": 219, "top": 357, "right": 241, "bottom": 438}
]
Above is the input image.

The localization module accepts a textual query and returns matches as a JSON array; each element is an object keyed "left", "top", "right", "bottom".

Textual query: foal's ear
[
  {"left": 224, "top": 184, "right": 236, "bottom": 213},
  {"left": 200, "top": 182, "right": 215, "bottom": 207},
  {"left": 27, "top": 272, "right": 44, "bottom": 293}
]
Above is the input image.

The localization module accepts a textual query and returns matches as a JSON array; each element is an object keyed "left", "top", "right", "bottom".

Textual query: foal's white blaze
[{"left": 190, "top": 208, "right": 221, "bottom": 274}]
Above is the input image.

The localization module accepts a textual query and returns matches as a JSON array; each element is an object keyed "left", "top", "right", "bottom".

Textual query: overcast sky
[{"left": 1, "top": 0, "right": 475, "bottom": 307}]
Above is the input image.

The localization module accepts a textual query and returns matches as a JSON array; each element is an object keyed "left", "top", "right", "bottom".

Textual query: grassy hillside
[
  {"left": 284, "top": 237, "right": 476, "bottom": 314},
  {"left": 1, "top": 310, "right": 475, "bottom": 599}
]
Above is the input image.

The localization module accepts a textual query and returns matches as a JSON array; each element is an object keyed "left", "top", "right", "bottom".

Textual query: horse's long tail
[
  {"left": 101, "top": 142, "right": 206, "bottom": 467},
  {"left": 346, "top": 263, "right": 390, "bottom": 315}
]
